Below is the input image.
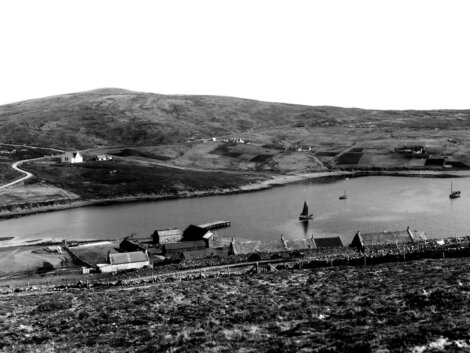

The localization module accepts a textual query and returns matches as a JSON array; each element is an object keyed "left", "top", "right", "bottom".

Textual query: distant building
[
  {"left": 120, "top": 238, "right": 146, "bottom": 252},
  {"left": 182, "top": 225, "right": 214, "bottom": 247},
  {"left": 61, "top": 151, "right": 83, "bottom": 163},
  {"left": 152, "top": 228, "right": 183, "bottom": 245},
  {"left": 313, "top": 237, "right": 343, "bottom": 248},
  {"left": 162, "top": 240, "right": 207, "bottom": 259},
  {"left": 96, "top": 154, "right": 112, "bottom": 161},
  {"left": 349, "top": 227, "right": 426, "bottom": 250},
  {"left": 96, "top": 251, "right": 150, "bottom": 273}
]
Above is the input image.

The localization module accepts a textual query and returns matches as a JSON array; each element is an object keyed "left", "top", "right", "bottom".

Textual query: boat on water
[
  {"left": 299, "top": 201, "right": 313, "bottom": 220},
  {"left": 339, "top": 190, "right": 348, "bottom": 200},
  {"left": 449, "top": 181, "right": 461, "bottom": 199}
]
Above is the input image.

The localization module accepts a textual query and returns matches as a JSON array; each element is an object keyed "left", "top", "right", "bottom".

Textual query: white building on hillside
[{"left": 61, "top": 151, "right": 83, "bottom": 163}]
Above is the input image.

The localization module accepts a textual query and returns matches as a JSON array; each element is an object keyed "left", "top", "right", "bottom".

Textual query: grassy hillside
[
  {"left": 1, "top": 88, "right": 470, "bottom": 150},
  {"left": 2, "top": 258, "right": 470, "bottom": 352}
]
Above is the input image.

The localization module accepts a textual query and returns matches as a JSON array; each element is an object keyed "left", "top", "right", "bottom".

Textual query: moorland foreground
[{"left": 2, "top": 256, "right": 470, "bottom": 352}]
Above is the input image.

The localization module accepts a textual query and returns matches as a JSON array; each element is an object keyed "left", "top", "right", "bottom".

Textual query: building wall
[
  {"left": 97, "top": 260, "right": 150, "bottom": 273},
  {"left": 61, "top": 152, "right": 83, "bottom": 164}
]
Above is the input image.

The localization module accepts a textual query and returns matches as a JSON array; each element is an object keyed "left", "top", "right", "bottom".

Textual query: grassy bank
[
  {"left": 2, "top": 257, "right": 470, "bottom": 352},
  {"left": 21, "top": 159, "right": 265, "bottom": 200}
]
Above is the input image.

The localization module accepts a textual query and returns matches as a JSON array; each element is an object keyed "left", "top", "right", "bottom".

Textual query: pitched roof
[
  {"left": 154, "top": 228, "right": 183, "bottom": 237},
  {"left": 350, "top": 230, "right": 414, "bottom": 248},
  {"left": 314, "top": 237, "right": 343, "bottom": 248},
  {"left": 181, "top": 247, "right": 229, "bottom": 260},
  {"left": 285, "top": 239, "right": 316, "bottom": 250},
  {"left": 182, "top": 225, "right": 212, "bottom": 241},
  {"left": 231, "top": 240, "right": 286, "bottom": 255},
  {"left": 109, "top": 251, "right": 149, "bottom": 265},
  {"left": 162, "top": 240, "right": 207, "bottom": 252}
]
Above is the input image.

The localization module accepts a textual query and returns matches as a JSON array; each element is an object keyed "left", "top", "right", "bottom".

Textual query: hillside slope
[{"left": 1, "top": 88, "right": 470, "bottom": 149}]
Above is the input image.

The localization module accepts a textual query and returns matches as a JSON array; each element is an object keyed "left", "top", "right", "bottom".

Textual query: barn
[
  {"left": 96, "top": 251, "right": 150, "bottom": 273},
  {"left": 152, "top": 228, "right": 183, "bottom": 245}
]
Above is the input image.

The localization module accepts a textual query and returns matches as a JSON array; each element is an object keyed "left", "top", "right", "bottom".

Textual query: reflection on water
[{"left": 1, "top": 176, "right": 470, "bottom": 244}]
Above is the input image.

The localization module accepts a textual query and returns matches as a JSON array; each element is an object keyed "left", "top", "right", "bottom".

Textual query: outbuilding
[
  {"left": 96, "top": 251, "right": 150, "bottom": 273},
  {"left": 152, "top": 228, "right": 183, "bottom": 245}
]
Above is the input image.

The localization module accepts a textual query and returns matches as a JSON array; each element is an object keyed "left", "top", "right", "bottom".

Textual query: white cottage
[{"left": 61, "top": 151, "right": 83, "bottom": 163}]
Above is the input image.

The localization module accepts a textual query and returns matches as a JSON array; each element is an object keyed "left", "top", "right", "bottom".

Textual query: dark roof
[
  {"left": 162, "top": 240, "right": 207, "bottom": 252},
  {"left": 314, "top": 237, "right": 343, "bottom": 248},
  {"left": 182, "top": 225, "right": 211, "bottom": 241},
  {"left": 109, "top": 252, "right": 148, "bottom": 265},
  {"left": 120, "top": 238, "right": 145, "bottom": 251},
  {"left": 181, "top": 247, "right": 229, "bottom": 260}
]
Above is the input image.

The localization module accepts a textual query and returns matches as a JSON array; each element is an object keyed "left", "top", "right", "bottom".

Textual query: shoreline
[{"left": 1, "top": 168, "right": 470, "bottom": 221}]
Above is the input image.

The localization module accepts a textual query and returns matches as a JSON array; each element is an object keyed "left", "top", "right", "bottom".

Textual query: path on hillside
[
  {"left": 0, "top": 157, "right": 46, "bottom": 189},
  {"left": 0, "top": 144, "right": 64, "bottom": 189}
]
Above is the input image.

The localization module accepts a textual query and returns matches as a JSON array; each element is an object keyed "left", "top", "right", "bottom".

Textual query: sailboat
[
  {"left": 339, "top": 190, "right": 348, "bottom": 200},
  {"left": 299, "top": 201, "right": 313, "bottom": 220},
  {"left": 449, "top": 181, "right": 461, "bottom": 199}
]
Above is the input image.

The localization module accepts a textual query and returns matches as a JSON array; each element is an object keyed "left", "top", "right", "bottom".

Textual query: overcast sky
[{"left": 1, "top": 0, "right": 469, "bottom": 109}]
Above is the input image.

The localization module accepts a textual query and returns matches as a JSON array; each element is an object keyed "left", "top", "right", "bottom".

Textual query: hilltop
[{"left": 1, "top": 88, "right": 470, "bottom": 152}]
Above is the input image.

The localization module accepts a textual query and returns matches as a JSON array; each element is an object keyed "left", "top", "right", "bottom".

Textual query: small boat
[
  {"left": 299, "top": 201, "right": 313, "bottom": 220},
  {"left": 449, "top": 181, "right": 461, "bottom": 199},
  {"left": 339, "top": 190, "right": 348, "bottom": 200}
]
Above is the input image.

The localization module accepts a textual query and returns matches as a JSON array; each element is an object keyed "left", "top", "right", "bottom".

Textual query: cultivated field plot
[
  {"left": 0, "top": 185, "right": 78, "bottom": 207},
  {"left": 2, "top": 258, "right": 470, "bottom": 352},
  {"left": 335, "top": 152, "right": 363, "bottom": 165}
]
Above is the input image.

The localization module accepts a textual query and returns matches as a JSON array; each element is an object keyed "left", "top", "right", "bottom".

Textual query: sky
[{"left": 1, "top": 0, "right": 470, "bottom": 109}]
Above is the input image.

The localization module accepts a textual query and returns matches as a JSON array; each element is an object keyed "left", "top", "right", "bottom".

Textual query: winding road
[{"left": 0, "top": 157, "right": 47, "bottom": 189}]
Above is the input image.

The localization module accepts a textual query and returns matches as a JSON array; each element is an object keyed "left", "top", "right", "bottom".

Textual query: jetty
[{"left": 198, "top": 220, "right": 231, "bottom": 230}]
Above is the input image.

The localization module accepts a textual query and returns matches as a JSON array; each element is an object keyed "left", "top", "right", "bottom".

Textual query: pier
[{"left": 198, "top": 220, "right": 231, "bottom": 230}]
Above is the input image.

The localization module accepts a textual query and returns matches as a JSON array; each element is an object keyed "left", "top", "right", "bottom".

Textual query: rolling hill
[{"left": 1, "top": 88, "right": 470, "bottom": 150}]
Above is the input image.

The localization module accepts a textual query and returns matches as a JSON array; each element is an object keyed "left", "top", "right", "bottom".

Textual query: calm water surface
[{"left": 1, "top": 176, "right": 470, "bottom": 245}]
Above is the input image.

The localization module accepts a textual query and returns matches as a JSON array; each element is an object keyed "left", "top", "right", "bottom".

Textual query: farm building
[
  {"left": 61, "top": 151, "right": 83, "bottom": 163},
  {"left": 120, "top": 238, "right": 146, "bottom": 252},
  {"left": 96, "top": 154, "right": 112, "bottom": 161},
  {"left": 182, "top": 225, "right": 214, "bottom": 247},
  {"left": 162, "top": 240, "right": 208, "bottom": 259},
  {"left": 152, "top": 228, "right": 183, "bottom": 245},
  {"left": 96, "top": 251, "right": 150, "bottom": 273},
  {"left": 284, "top": 239, "right": 316, "bottom": 250},
  {"left": 229, "top": 239, "right": 287, "bottom": 255},
  {"left": 314, "top": 237, "right": 343, "bottom": 248},
  {"left": 350, "top": 227, "right": 426, "bottom": 250}
]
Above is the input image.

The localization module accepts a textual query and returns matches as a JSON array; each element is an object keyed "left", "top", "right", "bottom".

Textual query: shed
[
  {"left": 314, "top": 237, "right": 343, "bottom": 248},
  {"left": 181, "top": 247, "right": 229, "bottom": 260},
  {"left": 182, "top": 225, "right": 214, "bottom": 247},
  {"left": 120, "top": 238, "right": 145, "bottom": 252},
  {"left": 162, "top": 240, "right": 207, "bottom": 258},
  {"left": 96, "top": 251, "right": 150, "bottom": 273},
  {"left": 96, "top": 154, "right": 112, "bottom": 161},
  {"left": 152, "top": 228, "right": 183, "bottom": 245}
]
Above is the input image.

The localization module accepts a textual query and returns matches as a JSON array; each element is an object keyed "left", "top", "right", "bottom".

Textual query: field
[
  {"left": 2, "top": 257, "right": 470, "bottom": 352},
  {"left": 21, "top": 159, "right": 265, "bottom": 200}
]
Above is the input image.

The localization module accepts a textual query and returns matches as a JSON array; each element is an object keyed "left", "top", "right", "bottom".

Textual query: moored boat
[
  {"left": 450, "top": 181, "right": 461, "bottom": 199},
  {"left": 299, "top": 201, "right": 313, "bottom": 220}
]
